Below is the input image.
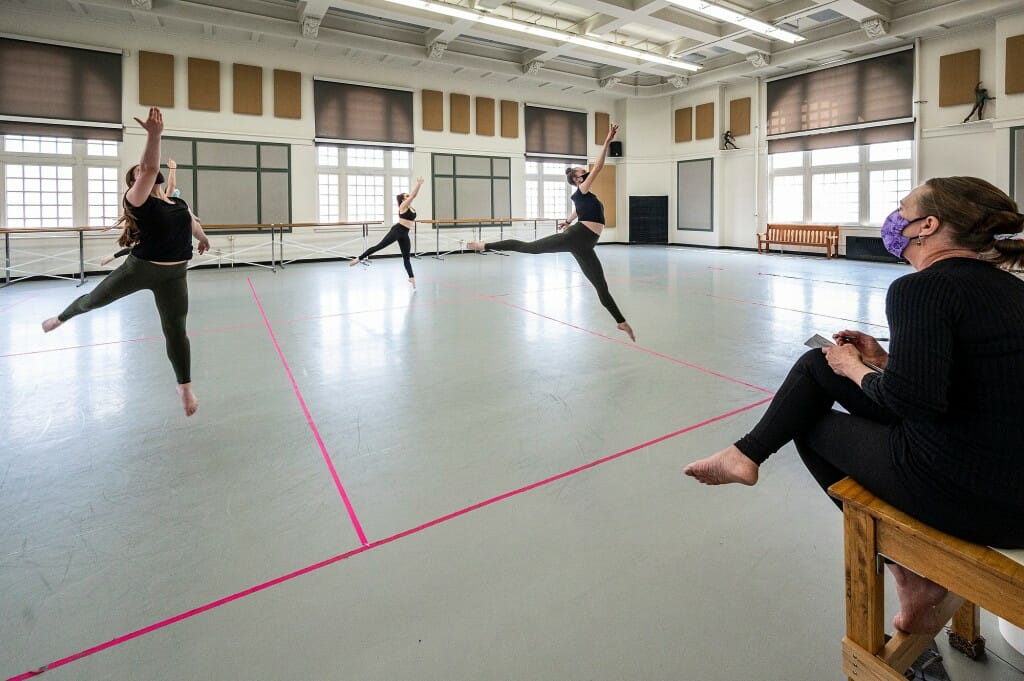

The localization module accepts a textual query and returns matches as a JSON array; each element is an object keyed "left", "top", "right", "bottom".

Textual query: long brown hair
[
  {"left": 920, "top": 177, "right": 1024, "bottom": 269},
  {"left": 114, "top": 165, "right": 141, "bottom": 248}
]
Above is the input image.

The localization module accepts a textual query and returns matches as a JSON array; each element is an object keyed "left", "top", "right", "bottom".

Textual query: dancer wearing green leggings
[{"left": 42, "top": 108, "right": 210, "bottom": 416}]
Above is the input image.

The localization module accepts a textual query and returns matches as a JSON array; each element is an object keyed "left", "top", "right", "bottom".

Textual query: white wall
[{"left": 5, "top": 5, "right": 1024, "bottom": 275}]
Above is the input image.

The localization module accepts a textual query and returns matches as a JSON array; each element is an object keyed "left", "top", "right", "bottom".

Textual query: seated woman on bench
[{"left": 685, "top": 176, "right": 1024, "bottom": 635}]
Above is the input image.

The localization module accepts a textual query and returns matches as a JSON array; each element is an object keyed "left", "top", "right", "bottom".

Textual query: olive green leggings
[{"left": 58, "top": 255, "right": 191, "bottom": 384}]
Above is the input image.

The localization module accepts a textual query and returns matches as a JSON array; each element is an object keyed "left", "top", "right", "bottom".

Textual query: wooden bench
[
  {"left": 828, "top": 477, "right": 1024, "bottom": 680},
  {"left": 757, "top": 224, "right": 840, "bottom": 258}
]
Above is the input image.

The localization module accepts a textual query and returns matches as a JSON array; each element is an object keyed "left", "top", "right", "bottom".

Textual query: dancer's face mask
[{"left": 881, "top": 210, "right": 928, "bottom": 257}]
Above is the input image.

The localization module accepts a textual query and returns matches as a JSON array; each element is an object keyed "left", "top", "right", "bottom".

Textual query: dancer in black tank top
[
  {"left": 350, "top": 177, "right": 424, "bottom": 289},
  {"left": 467, "top": 124, "right": 635, "bottom": 342}
]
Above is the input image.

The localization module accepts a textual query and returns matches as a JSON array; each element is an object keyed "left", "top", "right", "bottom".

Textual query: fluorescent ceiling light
[
  {"left": 666, "top": 0, "right": 804, "bottom": 43},
  {"left": 382, "top": 0, "right": 701, "bottom": 71}
]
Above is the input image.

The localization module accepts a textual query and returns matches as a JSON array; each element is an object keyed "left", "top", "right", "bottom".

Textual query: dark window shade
[
  {"left": 766, "top": 49, "right": 913, "bottom": 140},
  {"left": 0, "top": 38, "right": 122, "bottom": 139},
  {"left": 314, "top": 80, "right": 413, "bottom": 145},
  {"left": 525, "top": 106, "right": 587, "bottom": 157},
  {"left": 767, "top": 122, "right": 914, "bottom": 153}
]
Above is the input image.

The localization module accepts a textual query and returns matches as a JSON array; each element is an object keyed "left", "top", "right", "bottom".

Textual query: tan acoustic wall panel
[
  {"left": 233, "top": 63, "right": 263, "bottom": 116},
  {"left": 1008, "top": 35, "right": 1024, "bottom": 95},
  {"left": 939, "top": 49, "right": 980, "bottom": 106},
  {"left": 188, "top": 57, "right": 221, "bottom": 112},
  {"left": 450, "top": 93, "right": 470, "bottom": 134},
  {"left": 589, "top": 163, "right": 616, "bottom": 228},
  {"left": 273, "top": 69, "right": 301, "bottom": 119},
  {"left": 595, "top": 112, "right": 610, "bottom": 144},
  {"left": 729, "top": 97, "right": 751, "bottom": 136},
  {"left": 675, "top": 107, "right": 692, "bottom": 143},
  {"left": 422, "top": 89, "right": 443, "bottom": 131},
  {"left": 476, "top": 97, "right": 495, "bottom": 136},
  {"left": 139, "top": 51, "right": 174, "bottom": 107},
  {"left": 501, "top": 100, "right": 519, "bottom": 138},
  {"left": 695, "top": 102, "right": 714, "bottom": 140}
]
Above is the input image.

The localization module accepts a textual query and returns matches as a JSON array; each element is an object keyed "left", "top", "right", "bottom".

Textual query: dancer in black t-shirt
[
  {"left": 466, "top": 124, "right": 634, "bottom": 342},
  {"left": 42, "top": 108, "right": 211, "bottom": 417}
]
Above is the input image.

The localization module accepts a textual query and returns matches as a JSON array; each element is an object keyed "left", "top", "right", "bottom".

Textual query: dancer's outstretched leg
[
  {"left": 42, "top": 257, "right": 146, "bottom": 332},
  {"left": 569, "top": 248, "right": 633, "bottom": 341},
  {"left": 152, "top": 265, "right": 195, "bottom": 416},
  {"left": 353, "top": 226, "right": 402, "bottom": 265},
  {"left": 468, "top": 230, "right": 575, "bottom": 255}
]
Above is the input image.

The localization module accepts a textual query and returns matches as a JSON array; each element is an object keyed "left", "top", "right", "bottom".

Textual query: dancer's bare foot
[
  {"left": 466, "top": 241, "right": 485, "bottom": 252},
  {"left": 348, "top": 257, "right": 361, "bottom": 267},
  {"left": 889, "top": 563, "right": 952, "bottom": 634},
  {"left": 409, "top": 277, "right": 416, "bottom": 289},
  {"left": 42, "top": 317, "right": 63, "bottom": 333},
  {"left": 617, "top": 321, "right": 636, "bottom": 342},
  {"left": 683, "top": 445, "right": 759, "bottom": 485},
  {"left": 100, "top": 255, "right": 115, "bottom": 266},
  {"left": 176, "top": 383, "right": 199, "bottom": 417}
]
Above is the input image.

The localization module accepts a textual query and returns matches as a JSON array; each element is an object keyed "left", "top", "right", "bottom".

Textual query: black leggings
[
  {"left": 358, "top": 224, "right": 414, "bottom": 278},
  {"left": 58, "top": 255, "right": 191, "bottom": 384},
  {"left": 737, "top": 349, "right": 1024, "bottom": 547},
  {"left": 485, "top": 223, "right": 626, "bottom": 324}
]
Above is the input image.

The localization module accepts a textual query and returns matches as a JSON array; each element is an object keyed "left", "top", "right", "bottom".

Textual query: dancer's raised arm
[
  {"left": 578, "top": 123, "right": 618, "bottom": 195},
  {"left": 126, "top": 107, "right": 164, "bottom": 208}
]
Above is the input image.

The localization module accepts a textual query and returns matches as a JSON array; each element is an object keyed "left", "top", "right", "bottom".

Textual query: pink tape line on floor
[
  {"left": 7, "top": 396, "right": 771, "bottom": 681},
  {"left": 436, "top": 278, "right": 773, "bottom": 395},
  {"left": 247, "top": 277, "right": 368, "bottom": 547}
]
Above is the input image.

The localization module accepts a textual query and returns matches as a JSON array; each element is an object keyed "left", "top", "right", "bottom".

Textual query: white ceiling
[{"left": 5, "top": 0, "right": 1022, "bottom": 96}]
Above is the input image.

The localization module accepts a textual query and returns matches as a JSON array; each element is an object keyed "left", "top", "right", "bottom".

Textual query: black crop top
[
  {"left": 128, "top": 195, "right": 194, "bottom": 262},
  {"left": 571, "top": 189, "right": 605, "bottom": 224},
  {"left": 399, "top": 207, "right": 416, "bottom": 221}
]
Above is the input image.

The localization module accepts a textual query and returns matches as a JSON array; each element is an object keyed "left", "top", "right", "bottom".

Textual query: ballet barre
[
  {"left": 191, "top": 223, "right": 277, "bottom": 272},
  {"left": 273, "top": 220, "right": 384, "bottom": 267},
  {"left": 1, "top": 225, "right": 113, "bottom": 288},
  {"left": 414, "top": 218, "right": 559, "bottom": 259}
]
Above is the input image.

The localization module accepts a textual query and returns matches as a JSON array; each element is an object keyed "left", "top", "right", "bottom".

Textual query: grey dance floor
[{"left": 2, "top": 246, "right": 1022, "bottom": 680}]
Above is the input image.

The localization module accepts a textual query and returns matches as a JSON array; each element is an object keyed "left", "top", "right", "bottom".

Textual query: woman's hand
[
  {"left": 833, "top": 329, "right": 888, "bottom": 369},
  {"left": 822, "top": 344, "right": 874, "bottom": 386},
  {"left": 133, "top": 107, "right": 164, "bottom": 137},
  {"left": 606, "top": 123, "right": 619, "bottom": 142},
  {"left": 415, "top": 176, "right": 424, "bottom": 185},
  {"left": 167, "top": 158, "right": 177, "bottom": 169},
  {"left": 196, "top": 233, "right": 211, "bottom": 255}
]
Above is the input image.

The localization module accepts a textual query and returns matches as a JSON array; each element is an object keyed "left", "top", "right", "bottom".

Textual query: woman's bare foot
[
  {"left": 465, "top": 241, "right": 485, "bottom": 252},
  {"left": 888, "top": 563, "right": 951, "bottom": 634},
  {"left": 683, "top": 445, "right": 759, "bottom": 485},
  {"left": 617, "top": 321, "right": 636, "bottom": 342},
  {"left": 42, "top": 317, "right": 63, "bottom": 333},
  {"left": 100, "top": 255, "right": 114, "bottom": 266},
  {"left": 409, "top": 277, "right": 416, "bottom": 289},
  {"left": 176, "top": 383, "right": 199, "bottom": 417},
  {"left": 348, "top": 257, "right": 361, "bottom": 267}
]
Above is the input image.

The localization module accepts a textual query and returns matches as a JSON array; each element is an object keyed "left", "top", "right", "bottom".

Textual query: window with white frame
[
  {"left": 768, "top": 140, "right": 912, "bottom": 226},
  {"left": 1, "top": 134, "right": 119, "bottom": 229},
  {"left": 315, "top": 145, "right": 412, "bottom": 224},
  {"left": 525, "top": 160, "right": 573, "bottom": 219}
]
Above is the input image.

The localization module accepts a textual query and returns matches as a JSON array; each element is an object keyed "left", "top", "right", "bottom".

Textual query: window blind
[
  {"left": 314, "top": 80, "right": 414, "bottom": 145},
  {"left": 0, "top": 38, "right": 122, "bottom": 140},
  {"left": 766, "top": 48, "right": 913, "bottom": 153},
  {"left": 525, "top": 106, "right": 587, "bottom": 158}
]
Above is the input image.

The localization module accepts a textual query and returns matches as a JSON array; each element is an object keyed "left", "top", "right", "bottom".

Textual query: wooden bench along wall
[
  {"left": 757, "top": 224, "right": 840, "bottom": 258},
  {"left": 828, "top": 477, "right": 1024, "bottom": 680}
]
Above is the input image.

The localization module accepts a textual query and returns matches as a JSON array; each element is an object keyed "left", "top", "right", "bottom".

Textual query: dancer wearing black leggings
[
  {"left": 350, "top": 176, "right": 423, "bottom": 289},
  {"left": 467, "top": 124, "right": 635, "bottom": 342},
  {"left": 42, "top": 108, "right": 211, "bottom": 417},
  {"left": 684, "top": 177, "right": 1024, "bottom": 637}
]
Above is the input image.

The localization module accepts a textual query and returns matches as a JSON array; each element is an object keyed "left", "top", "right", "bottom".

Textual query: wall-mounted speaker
[{"left": 609, "top": 141, "right": 623, "bottom": 157}]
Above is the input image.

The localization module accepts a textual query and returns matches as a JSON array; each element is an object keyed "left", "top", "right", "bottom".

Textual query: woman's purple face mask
[{"left": 881, "top": 209, "right": 927, "bottom": 257}]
